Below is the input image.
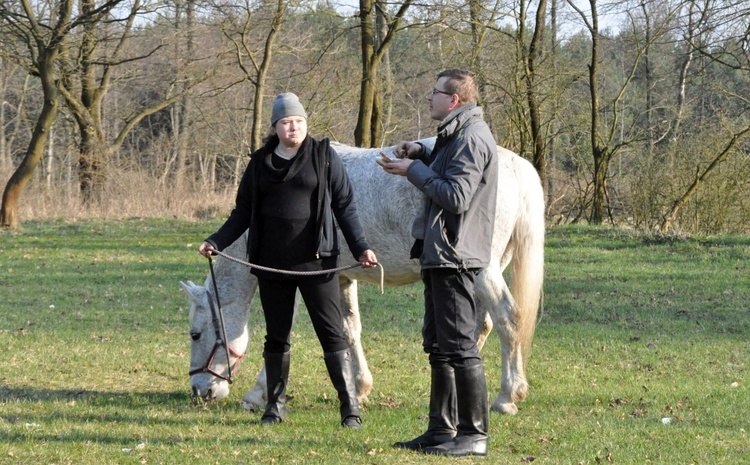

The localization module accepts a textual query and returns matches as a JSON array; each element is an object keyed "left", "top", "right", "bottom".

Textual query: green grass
[{"left": 1, "top": 220, "right": 748, "bottom": 464}]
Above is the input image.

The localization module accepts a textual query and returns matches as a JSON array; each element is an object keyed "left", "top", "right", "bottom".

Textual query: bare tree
[
  {"left": 170, "top": 0, "right": 195, "bottom": 191},
  {"left": 566, "top": 0, "right": 675, "bottom": 223},
  {"left": 0, "top": 0, "right": 126, "bottom": 227},
  {"left": 466, "top": 0, "right": 501, "bottom": 128},
  {"left": 375, "top": 0, "right": 393, "bottom": 146},
  {"left": 58, "top": 0, "right": 211, "bottom": 204},
  {"left": 658, "top": 1, "right": 750, "bottom": 232},
  {"left": 670, "top": 1, "right": 696, "bottom": 140},
  {"left": 2, "top": 0, "right": 749, "bottom": 232},
  {"left": 522, "top": 0, "right": 549, "bottom": 185},
  {"left": 223, "top": 0, "right": 287, "bottom": 152},
  {"left": 354, "top": 0, "right": 411, "bottom": 147}
]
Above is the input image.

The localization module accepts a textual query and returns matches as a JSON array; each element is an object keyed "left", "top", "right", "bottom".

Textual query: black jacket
[{"left": 205, "top": 135, "right": 371, "bottom": 264}]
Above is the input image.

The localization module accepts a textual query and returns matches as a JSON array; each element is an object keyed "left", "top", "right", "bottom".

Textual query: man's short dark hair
[{"left": 437, "top": 69, "right": 478, "bottom": 103}]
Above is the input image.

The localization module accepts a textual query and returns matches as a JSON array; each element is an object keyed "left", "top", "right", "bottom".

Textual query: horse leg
[
  {"left": 339, "top": 275, "right": 373, "bottom": 404},
  {"left": 241, "top": 290, "right": 302, "bottom": 411},
  {"left": 241, "top": 367, "right": 267, "bottom": 412},
  {"left": 476, "top": 268, "right": 528, "bottom": 415},
  {"left": 477, "top": 311, "right": 493, "bottom": 351}
]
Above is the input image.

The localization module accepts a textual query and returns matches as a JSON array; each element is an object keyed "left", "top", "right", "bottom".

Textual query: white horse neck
[{"left": 203, "top": 234, "right": 255, "bottom": 341}]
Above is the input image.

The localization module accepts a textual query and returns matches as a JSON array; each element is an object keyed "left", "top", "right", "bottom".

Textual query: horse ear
[{"left": 180, "top": 280, "right": 206, "bottom": 304}]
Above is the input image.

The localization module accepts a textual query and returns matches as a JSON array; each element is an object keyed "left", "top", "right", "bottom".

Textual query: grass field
[{"left": 1, "top": 219, "right": 748, "bottom": 464}]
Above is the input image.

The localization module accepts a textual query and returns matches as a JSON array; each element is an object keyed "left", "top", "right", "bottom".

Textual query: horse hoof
[{"left": 490, "top": 399, "right": 518, "bottom": 415}]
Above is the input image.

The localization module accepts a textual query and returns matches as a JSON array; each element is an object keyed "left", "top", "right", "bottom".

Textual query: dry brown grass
[{"left": 2, "top": 168, "right": 235, "bottom": 222}]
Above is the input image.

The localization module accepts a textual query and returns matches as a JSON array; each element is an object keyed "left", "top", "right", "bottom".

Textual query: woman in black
[{"left": 199, "top": 93, "right": 378, "bottom": 428}]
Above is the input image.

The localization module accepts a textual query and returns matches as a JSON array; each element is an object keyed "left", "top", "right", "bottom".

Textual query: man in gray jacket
[{"left": 379, "top": 69, "right": 498, "bottom": 457}]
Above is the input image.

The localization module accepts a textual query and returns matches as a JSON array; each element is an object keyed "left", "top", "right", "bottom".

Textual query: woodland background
[{"left": 2, "top": 0, "right": 750, "bottom": 234}]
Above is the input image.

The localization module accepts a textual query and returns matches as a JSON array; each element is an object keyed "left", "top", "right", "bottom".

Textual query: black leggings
[{"left": 257, "top": 273, "right": 348, "bottom": 354}]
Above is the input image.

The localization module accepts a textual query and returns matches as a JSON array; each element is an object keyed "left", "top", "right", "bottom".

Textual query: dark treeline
[{"left": 2, "top": 0, "right": 750, "bottom": 233}]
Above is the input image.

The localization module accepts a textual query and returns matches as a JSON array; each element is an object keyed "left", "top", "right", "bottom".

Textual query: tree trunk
[
  {"left": 670, "top": 0, "right": 699, "bottom": 142},
  {"left": 587, "top": 0, "right": 605, "bottom": 224},
  {"left": 547, "top": 0, "right": 558, "bottom": 211},
  {"left": 375, "top": 0, "right": 392, "bottom": 147},
  {"left": 173, "top": 0, "right": 195, "bottom": 191},
  {"left": 590, "top": 147, "right": 609, "bottom": 224},
  {"left": 371, "top": 85, "right": 382, "bottom": 146},
  {"left": 250, "top": 0, "right": 286, "bottom": 152},
  {"left": 1, "top": 51, "right": 60, "bottom": 228},
  {"left": 468, "top": 0, "right": 489, "bottom": 122},
  {"left": 355, "top": 0, "right": 376, "bottom": 147},
  {"left": 641, "top": 1, "right": 654, "bottom": 155},
  {"left": 526, "top": 0, "right": 548, "bottom": 187},
  {"left": 78, "top": 128, "right": 105, "bottom": 205},
  {"left": 75, "top": 0, "right": 105, "bottom": 204},
  {"left": 355, "top": 0, "right": 411, "bottom": 147}
]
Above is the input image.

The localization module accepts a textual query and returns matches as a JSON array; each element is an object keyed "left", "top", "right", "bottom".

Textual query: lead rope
[
  {"left": 208, "top": 248, "right": 385, "bottom": 294},
  {"left": 207, "top": 256, "right": 234, "bottom": 383}
]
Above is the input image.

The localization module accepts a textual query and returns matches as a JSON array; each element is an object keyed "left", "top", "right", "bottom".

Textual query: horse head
[{"left": 180, "top": 279, "right": 249, "bottom": 402}]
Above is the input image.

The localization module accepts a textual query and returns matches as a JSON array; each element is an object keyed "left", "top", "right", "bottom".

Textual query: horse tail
[{"left": 509, "top": 156, "right": 545, "bottom": 363}]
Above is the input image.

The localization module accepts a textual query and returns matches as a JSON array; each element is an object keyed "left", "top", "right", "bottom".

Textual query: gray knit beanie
[{"left": 271, "top": 92, "right": 307, "bottom": 125}]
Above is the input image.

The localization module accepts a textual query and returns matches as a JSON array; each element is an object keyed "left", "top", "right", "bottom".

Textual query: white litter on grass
[
  {"left": 122, "top": 442, "right": 146, "bottom": 453},
  {"left": 25, "top": 423, "right": 40, "bottom": 428},
  {"left": 661, "top": 417, "right": 672, "bottom": 424}
]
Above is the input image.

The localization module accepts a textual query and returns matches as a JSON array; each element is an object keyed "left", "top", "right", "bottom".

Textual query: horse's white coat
[{"left": 180, "top": 138, "right": 544, "bottom": 415}]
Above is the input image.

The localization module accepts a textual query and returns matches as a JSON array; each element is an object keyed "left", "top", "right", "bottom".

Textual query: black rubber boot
[
  {"left": 261, "top": 351, "right": 290, "bottom": 425},
  {"left": 393, "top": 362, "right": 457, "bottom": 450},
  {"left": 423, "top": 363, "right": 489, "bottom": 457},
  {"left": 323, "top": 349, "right": 362, "bottom": 429}
]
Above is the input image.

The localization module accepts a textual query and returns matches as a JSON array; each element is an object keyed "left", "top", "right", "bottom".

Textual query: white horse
[{"left": 180, "top": 138, "right": 545, "bottom": 415}]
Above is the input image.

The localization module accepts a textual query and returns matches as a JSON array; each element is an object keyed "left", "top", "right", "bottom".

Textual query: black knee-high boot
[
  {"left": 423, "top": 363, "right": 489, "bottom": 457},
  {"left": 261, "top": 351, "right": 290, "bottom": 425},
  {"left": 393, "top": 362, "right": 457, "bottom": 450},
  {"left": 323, "top": 349, "right": 362, "bottom": 428}
]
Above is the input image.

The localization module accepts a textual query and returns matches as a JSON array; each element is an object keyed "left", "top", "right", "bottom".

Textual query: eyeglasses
[{"left": 429, "top": 88, "right": 453, "bottom": 96}]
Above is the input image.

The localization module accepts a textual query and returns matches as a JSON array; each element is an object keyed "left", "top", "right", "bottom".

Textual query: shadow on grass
[
  {"left": 0, "top": 429, "right": 316, "bottom": 451},
  {"left": 0, "top": 385, "right": 353, "bottom": 453},
  {"left": 0, "top": 385, "right": 189, "bottom": 405},
  {"left": 0, "top": 386, "right": 259, "bottom": 426}
]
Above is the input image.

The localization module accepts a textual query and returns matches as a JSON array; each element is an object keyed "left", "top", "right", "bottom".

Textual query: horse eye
[{"left": 190, "top": 331, "right": 201, "bottom": 341}]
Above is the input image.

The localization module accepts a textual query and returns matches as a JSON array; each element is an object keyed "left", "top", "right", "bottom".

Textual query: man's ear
[{"left": 449, "top": 94, "right": 461, "bottom": 110}]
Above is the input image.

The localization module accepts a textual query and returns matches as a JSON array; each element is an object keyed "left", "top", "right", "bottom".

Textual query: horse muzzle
[{"left": 190, "top": 376, "right": 230, "bottom": 402}]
